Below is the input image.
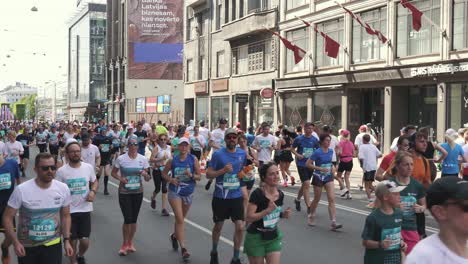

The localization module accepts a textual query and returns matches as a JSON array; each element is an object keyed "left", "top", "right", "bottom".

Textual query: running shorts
[
  {"left": 212, "top": 197, "right": 244, "bottom": 223},
  {"left": 119, "top": 193, "right": 143, "bottom": 224}
]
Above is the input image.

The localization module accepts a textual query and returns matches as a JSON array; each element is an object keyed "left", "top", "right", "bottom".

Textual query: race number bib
[
  {"left": 314, "top": 163, "right": 332, "bottom": 181},
  {"left": 101, "top": 144, "right": 110, "bottom": 152},
  {"left": 303, "top": 148, "right": 314, "bottom": 159},
  {"left": 260, "top": 140, "right": 271, "bottom": 149},
  {"left": 263, "top": 206, "right": 281, "bottom": 229},
  {"left": 174, "top": 167, "right": 191, "bottom": 182},
  {"left": 401, "top": 196, "right": 417, "bottom": 218},
  {"left": 223, "top": 173, "right": 240, "bottom": 189},
  {"left": 125, "top": 176, "right": 141, "bottom": 190},
  {"left": 0, "top": 173, "right": 11, "bottom": 190},
  {"left": 381, "top": 227, "right": 401, "bottom": 251},
  {"left": 28, "top": 219, "right": 56, "bottom": 241},
  {"left": 66, "top": 178, "right": 87, "bottom": 195}
]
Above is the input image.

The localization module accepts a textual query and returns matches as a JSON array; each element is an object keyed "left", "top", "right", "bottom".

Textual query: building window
[
  {"left": 447, "top": 83, "right": 468, "bottom": 129},
  {"left": 186, "top": 59, "right": 193, "bottom": 82},
  {"left": 216, "top": 51, "right": 225, "bottom": 77},
  {"left": 231, "top": 48, "right": 239, "bottom": 75},
  {"left": 211, "top": 96, "right": 230, "bottom": 130},
  {"left": 286, "top": 28, "right": 308, "bottom": 73},
  {"left": 352, "top": 7, "right": 387, "bottom": 63},
  {"left": 248, "top": 0, "right": 269, "bottom": 13},
  {"left": 224, "top": 0, "right": 230, "bottom": 24},
  {"left": 239, "top": 0, "right": 244, "bottom": 18},
  {"left": 216, "top": 1, "right": 222, "bottom": 30},
  {"left": 196, "top": 13, "right": 205, "bottom": 36},
  {"left": 196, "top": 97, "right": 209, "bottom": 124},
  {"left": 231, "top": 40, "right": 272, "bottom": 75},
  {"left": 248, "top": 42, "right": 265, "bottom": 72},
  {"left": 453, "top": 0, "right": 468, "bottom": 50},
  {"left": 316, "top": 18, "right": 344, "bottom": 67},
  {"left": 198, "top": 55, "right": 205, "bottom": 80},
  {"left": 397, "top": 0, "right": 440, "bottom": 57},
  {"left": 186, "top": 8, "right": 194, "bottom": 41},
  {"left": 287, "top": 0, "right": 305, "bottom": 10},
  {"left": 232, "top": 0, "right": 237, "bottom": 20}
]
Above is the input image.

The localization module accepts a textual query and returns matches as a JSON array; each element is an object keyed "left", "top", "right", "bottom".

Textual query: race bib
[
  {"left": 303, "top": 148, "right": 314, "bottom": 158},
  {"left": 223, "top": 173, "right": 240, "bottom": 189},
  {"left": 381, "top": 227, "right": 401, "bottom": 251},
  {"left": 315, "top": 163, "right": 332, "bottom": 181},
  {"left": 20, "top": 140, "right": 27, "bottom": 147},
  {"left": 174, "top": 167, "right": 191, "bottom": 182},
  {"left": 401, "top": 196, "right": 417, "bottom": 218},
  {"left": 101, "top": 144, "right": 110, "bottom": 152},
  {"left": 66, "top": 178, "right": 87, "bottom": 195},
  {"left": 125, "top": 176, "right": 141, "bottom": 190},
  {"left": 263, "top": 206, "right": 281, "bottom": 229},
  {"left": 138, "top": 136, "right": 144, "bottom": 143},
  {"left": 0, "top": 173, "right": 12, "bottom": 190},
  {"left": 260, "top": 140, "right": 271, "bottom": 149},
  {"left": 28, "top": 219, "right": 56, "bottom": 241}
]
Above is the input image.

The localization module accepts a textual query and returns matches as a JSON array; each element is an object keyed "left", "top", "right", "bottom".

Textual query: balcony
[
  {"left": 186, "top": 0, "right": 207, "bottom": 8},
  {"left": 222, "top": 8, "right": 277, "bottom": 41}
]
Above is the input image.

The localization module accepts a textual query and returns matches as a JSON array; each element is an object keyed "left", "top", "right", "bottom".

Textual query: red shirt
[{"left": 379, "top": 151, "right": 396, "bottom": 171}]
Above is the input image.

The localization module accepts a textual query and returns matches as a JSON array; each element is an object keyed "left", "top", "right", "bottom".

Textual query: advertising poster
[
  {"left": 157, "top": 95, "right": 171, "bottom": 113},
  {"left": 127, "top": 0, "right": 183, "bottom": 80},
  {"left": 146, "top": 97, "right": 157, "bottom": 112},
  {"left": 136, "top": 98, "right": 146, "bottom": 112}
]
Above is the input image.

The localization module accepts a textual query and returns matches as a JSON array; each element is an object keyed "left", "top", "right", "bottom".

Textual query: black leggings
[
  {"left": 416, "top": 212, "right": 426, "bottom": 237},
  {"left": 190, "top": 149, "right": 202, "bottom": 160},
  {"left": 49, "top": 145, "right": 59, "bottom": 156},
  {"left": 119, "top": 193, "right": 143, "bottom": 224},
  {"left": 152, "top": 168, "right": 167, "bottom": 194},
  {"left": 38, "top": 144, "right": 47, "bottom": 153}
]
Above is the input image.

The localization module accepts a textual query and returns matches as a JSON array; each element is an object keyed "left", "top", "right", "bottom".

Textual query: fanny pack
[{"left": 257, "top": 228, "right": 278, "bottom": 241}]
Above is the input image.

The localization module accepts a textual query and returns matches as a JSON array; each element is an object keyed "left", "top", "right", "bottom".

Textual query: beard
[{"left": 69, "top": 156, "right": 81, "bottom": 163}]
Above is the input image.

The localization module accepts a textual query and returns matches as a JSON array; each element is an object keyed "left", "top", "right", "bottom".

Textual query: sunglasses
[
  {"left": 159, "top": 138, "right": 167, "bottom": 141},
  {"left": 226, "top": 135, "right": 237, "bottom": 140},
  {"left": 444, "top": 201, "right": 468, "bottom": 212},
  {"left": 40, "top": 165, "right": 57, "bottom": 172},
  {"left": 128, "top": 142, "right": 138, "bottom": 146}
]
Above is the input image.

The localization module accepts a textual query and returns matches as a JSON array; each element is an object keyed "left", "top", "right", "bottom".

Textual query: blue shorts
[
  {"left": 311, "top": 174, "right": 333, "bottom": 187},
  {"left": 168, "top": 190, "right": 193, "bottom": 205}
]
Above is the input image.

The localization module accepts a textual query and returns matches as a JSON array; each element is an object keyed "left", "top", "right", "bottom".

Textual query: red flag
[
  {"left": 400, "top": 0, "right": 422, "bottom": 31},
  {"left": 270, "top": 31, "right": 306, "bottom": 64},
  {"left": 341, "top": 6, "right": 387, "bottom": 44},
  {"left": 297, "top": 17, "right": 341, "bottom": 59}
]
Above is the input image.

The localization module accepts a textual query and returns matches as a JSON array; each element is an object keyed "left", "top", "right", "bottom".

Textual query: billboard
[
  {"left": 157, "top": 95, "right": 171, "bottom": 113},
  {"left": 127, "top": 0, "right": 183, "bottom": 80},
  {"left": 136, "top": 98, "right": 146, "bottom": 112},
  {"left": 146, "top": 97, "right": 157, "bottom": 112}
]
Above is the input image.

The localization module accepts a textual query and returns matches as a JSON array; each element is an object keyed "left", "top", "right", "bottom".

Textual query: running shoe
[
  {"left": 294, "top": 199, "right": 301, "bottom": 212},
  {"left": 210, "top": 251, "right": 219, "bottom": 264},
  {"left": 76, "top": 256, "right": 86, "bottom": 264},
  {"left": 205, "top": 180, "right": 212, "bottom": 191},
  {"left": 307, "top": 214, "right": 315, "bottom": 226},
  {"left": 331, "top": 221, "right": 343, "bottom": 231},
  {"left": 181, "top": 248, "right": 190, "bottom": 260},
  {"left": 230, "top": 258, "right": 242, "bottom": 264},
  {"left": 346, "top": 193, "right": 352, "bottom": 200},
  {"left": 161, "top": 208, "right": 170, "bottom": 216},
  {"left": 104, "top": 188, "right": 109, "bottom": 195},
  {"left": 127, "top": 243, "right": 136, "bottom": 253},
  {"left": 118, "top": 245, "right": 128, "bottom": 256},
  {"left": 170, "top": 233, "right": 179, "bottom": 251},
  {"left": 339, "top": 188, "right": 349, "bottom": 197},
  {"left": 290, "top": 176, "right": 296, "bottom": 186},
  {"left": 151, "top": 198, "right": 156, "bottom": 210}
]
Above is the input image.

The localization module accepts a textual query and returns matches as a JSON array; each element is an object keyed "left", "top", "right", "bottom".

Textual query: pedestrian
[
  {"left": 406, "top": 177, "right": 468, "bottom": 263},
  {"left": 440, "top": 128, "right": 466, "bottom": 177},
  {"left": 111, "top": 137, "right": 150, "bottom": 256},
  {"left": 80, "top": 133, "right": 101, "bottom": 176},
  {"left": 290, "top": 122, "right": 319, "bottom": 212},
  {"left": 205, "top": 118, "right": 228, "bottom": 191},
  {"left": 206, "top": 128, "right": 247, "bottom": 264},
  {"left": 306, "top": 134, "right": 342, "bottom": 230},
  {"left": 361, "top": 180, "right": 407, "bottom": 264},
  {"left": 35, "top": 126, "right": 48, "bottom": 153},
  {"left": 389, "top": 151, "right": 426, "bottom": 254},
  {"left": 417, "top": 127, "right": 447, "bottom": 182},
  {"left": 245, "top": 127, "right": 255, "bottom": 147},
  {"left": 56, "top": 142, "right": 98, "bottom": 264},
  {"left": 322, "top": 126, "right": 340, "bottom": 190},
  {"left": 358, "top": 134, "right": 382, "bottom": 202},
  {"left": 162, "top": 137, "right": 200, "bottom": 261},
  {"left": 252, "top": 124, "right": 277, "bottom": 168},
  {"left": 336, "top": 129, "right": 354, "bottom": 199},
  {"left": 462, "top": 128, "right": 468, "bottom": 180},
  {"left": 16, "top": 129, "right": 32, "bottom": 177},
  {"left": 0, "top": 153, "right": 21, "bottom": 264},
  {"left": 2, "top": 153, "right": 74, "bottom": 264},
  {"left": 5, "top": 131, "right": 24, "bottom": 175},
  {"left": 243, "top": 162, "right": 291, "bottom": 264},
  {"left": 93, "top": 127, "right": 112, "bottom": 195},
  {"left": 149, "top": 133, "right": 171, "bottom": 216}
]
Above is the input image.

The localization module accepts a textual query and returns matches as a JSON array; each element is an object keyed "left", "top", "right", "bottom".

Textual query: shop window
[
  {"left": 352, "top": 7, "right": 387, "bottom": 63},
  {"left": 283, "top": 92, "right": 308, "bottom": 127},
  {"left": 316, "top": 18, "right": 344, "bottom": 67},
  {"left": 408, "top": 85, "right": 438, "bottom": 140},
  {"left": 286, "top": 28, "right": 308, "bottom": 73},
  {"left": 447, "top": 83, "right": 468, "bottom": 129},
  {"left": 397, "top": 0, "right": 440, "bottom": 57},
  {"left": 313, "top": 91, "right": 342, "bottom": 131},
  {"left": 211, "top": 96, "right": 230, "bottom": 130},
  {"left": 453, "top": 0, "right": 468, "bottom": 50},
  {"left": 251, "top": 93, "right": 274, "bottom": 128},
  {"left": 196, "top": 97, "right": 209, "bottom": 124}
]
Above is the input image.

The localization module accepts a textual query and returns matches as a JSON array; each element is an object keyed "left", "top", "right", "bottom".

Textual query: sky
[{"left": 0, "top": 0, "right": 74, "bottom": 96}]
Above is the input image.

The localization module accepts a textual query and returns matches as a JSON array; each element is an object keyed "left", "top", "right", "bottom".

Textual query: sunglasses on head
[{"left": 40, "top": 165, "right": 57, "bottom": 172}]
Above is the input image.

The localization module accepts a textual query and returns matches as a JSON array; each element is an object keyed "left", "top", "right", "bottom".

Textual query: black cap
[
  {"left": 427, "top": 177, "right": 468, "bottom": 209},
  {"left": 219, "top": 118, "right": 227, "bottom": 124}
]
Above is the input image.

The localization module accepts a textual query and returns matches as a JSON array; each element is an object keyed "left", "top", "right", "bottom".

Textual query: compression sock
[
  {"left": 211, "top": 242, "right": 218, "bottom": 253},
  {"left": 233, "top": 249, "right": 240, "bottom": 260},
  {"left": 104, "top": 176, "right": 109, "bottom": 189}
]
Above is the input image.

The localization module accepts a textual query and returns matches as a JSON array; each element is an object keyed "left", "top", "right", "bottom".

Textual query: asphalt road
[{"left": 8, "top": 147, "right": 440, "bottom": 264}]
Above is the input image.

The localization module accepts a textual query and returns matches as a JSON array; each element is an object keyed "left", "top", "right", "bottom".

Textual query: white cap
[{"left": 178, "top": 137, "right": 190, "bottom": 145}]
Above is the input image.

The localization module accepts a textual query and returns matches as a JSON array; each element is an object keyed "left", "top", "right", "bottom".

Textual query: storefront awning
[{"left": 276, "top": 84, "right": 343, "bottom": 93}]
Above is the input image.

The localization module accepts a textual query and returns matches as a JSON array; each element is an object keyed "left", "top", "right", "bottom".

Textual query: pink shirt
[{"left": 339, "top": 140, "right": 354, "bottom": 162}]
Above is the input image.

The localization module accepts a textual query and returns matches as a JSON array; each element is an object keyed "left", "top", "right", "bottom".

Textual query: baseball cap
[
  {"left": 359, "top": 125, "right": 368, "bottom": 132},
  {"left": 219, "top": 118, "right": 227, "bottom": 124},
  {"left": 178, "top": 137, "right": 190, "bottom": 145},
  {"left": 127, "top": 137, "right": 138, "bottom": 145},
  {"left": 375, "top": 180, "right": 406, "bottom": 199},
  {"left": 225, "top": 128, "right": 237, "bottom": 137},
  {"left": 65, "top": 138, "right": 78, "bottom": 148},
  {"left": 341, "top": 129, "right": 350, "bottom": 137},
  {"left": 426, "top": 177, "right": 468, "bottom": 209}
]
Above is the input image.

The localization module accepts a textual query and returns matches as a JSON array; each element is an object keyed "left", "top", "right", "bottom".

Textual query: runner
[
  {"left": 5, "top": 131, "right": 24, "bottom": 176},
  {"left": 3, "top": 153, "right": 73, "bottom": 264},
  {"left": 361, "top": 180, "right": 407, "bottom": 264},
  {"left": 205, "top": 118, "right": 227, "bottom": 191},
  {"left": 238, "top": 134, "right": 259, "bottom": 216},
  {"left": 336, "top": 129, "right": 354, "bottom": 199},
  {"left": 108, "top": 124, "right": 121, "bottom": 163},
  {"left": 47, "top": 125, "right": 60, "bottom": 156},
  {"left": 440, "top": 128, "right": 466, "bottom": 177},
  {"left": 35, "top": 126, "right": 48, "bottom": 153},
  {"left": 252, "top": 124, "right": 277, "bottom": 168},
  {"left": 149, "top": 133, "right": 172, "bottom": 215},
  {"left": 162, "top": 137, "right": 200, "bottom": 261},
  {"left": 16, "top": 129, "right": 33, "bottom": 177},
  {"left": 111, "top": 137, "right": 150, "bottom": 256},
  {"left": 358, "top": 134, "right": 382, "bottom": 202},
  {"left": 277, "top": 128, "right": 295, "bottom": 187},
  {"left": 306, "top": 134, "right": 342, "bottom": 230},
  {"left": 94, "top": 128, "right": 112, "bottom": 195},
  {"left": 80, "top": 134, "right": 101, "bottom": 173},
  {"left": 322, "top": 126, "right": 340, "bottom": 190},
  {"left": 375, "top": 136, "right": 410, "bottom": 181},
  {"left": 189, "top": 126, "right": 205, "bottom": 160},
  {"left": 389, "top": 151, "right": 426, "bottom": 254},
  {"left": 290, "top": 122, "right": 319, "bottom": 212},
  {"left": 0, "top": 153, "right": 20, "bottom": 264},
  {"left": 244, "top": 162, "right": 291, "bottom": 264},
  {"left": 206, "top": 128, "right": 247, "bottom": 264},
  {"left": 56, "top": 142, "right": 98, "bottom": 264},
  {"left": 134, "top": 122, "right": 148, "bottom": 156}
]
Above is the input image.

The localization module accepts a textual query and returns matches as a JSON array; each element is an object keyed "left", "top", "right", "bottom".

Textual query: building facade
[
  {"left": 68, "top": 3, "right": 107, "bottom": 122},
  {"left": 106, "top": 0, "right": 184, "bottom": 124},
  {"left": 184, "top": 0, "right": 280, "bottom": 130},
  {"left": 0, "top": 82, "right": 37, "bottom": 104}
]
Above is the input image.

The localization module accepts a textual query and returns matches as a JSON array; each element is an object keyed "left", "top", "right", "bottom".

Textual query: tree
[{"left": 12, "top": 94, "right": 36, "bottom": 120}]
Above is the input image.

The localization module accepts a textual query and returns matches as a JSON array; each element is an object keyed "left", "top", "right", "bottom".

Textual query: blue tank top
[{"left": 169, "top": 154, "right": 196, "bottom": 196}]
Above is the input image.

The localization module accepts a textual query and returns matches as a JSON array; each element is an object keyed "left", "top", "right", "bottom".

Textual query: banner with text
[{"left": 127, "top": 0, "right": 183, "bottom": 79}]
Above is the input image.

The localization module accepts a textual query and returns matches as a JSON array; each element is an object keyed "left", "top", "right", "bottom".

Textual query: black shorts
[
  {"left": 71, "top": 212, "right": 91, "bottom": 240},
  {"left": 311, "top": 175, "right": 333, "bottom": 187},
  {"left": 100, "top": 155, "right": 111, "bottom": 166},
  {"left": 363, "top": 170, "right": 376, "bottom": 182},
  {"left": 119, "top": 193, "right": 143, "bottom": 224},
  {"left": 18, "top": 243, "right": 62, "bottom": 264},
  {"left": 20, "top": 149, "right": 30, "bottom": 160},
  {"left": 297, "top": 166, "right": 312, "bottom": 182},
  {"left": 111, "top": 147, "right": 120, "bottom": 155},
  {"left": 337, "top": 160, "right": 353, "bottom": 172},
  {"left": 49, "top": 145, "right": 59, "bottom": 156},
  {"left": 190, "top": 149, "right": 202, "bottom": 160},
  {"left": 241, "top": 179, "right": 255, "bottom": 190},
  {"left": 212, "top": 197, "right": 244, "bottom": 223}
]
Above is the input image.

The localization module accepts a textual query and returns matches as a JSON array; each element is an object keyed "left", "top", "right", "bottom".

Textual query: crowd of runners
[{"left": 0, "top": 118, "right": 465, "bottom": 264}]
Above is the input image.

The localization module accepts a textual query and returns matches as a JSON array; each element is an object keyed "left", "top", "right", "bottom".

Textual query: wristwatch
[{"left": 63, "top": 237, "right": 70, "bottom": 241}]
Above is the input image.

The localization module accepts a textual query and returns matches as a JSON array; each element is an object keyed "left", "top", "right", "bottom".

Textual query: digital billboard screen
[{"left": 127, "top": 0, "right": 183, "bottom": 80}]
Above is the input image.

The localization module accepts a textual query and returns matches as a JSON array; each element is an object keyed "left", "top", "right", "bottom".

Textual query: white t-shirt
[
  {"left": 390, "top": 136, "right": 400, "bottom": 152},
  {"left": 114, "top": 153, "right": 150, "bottom": 194},
  {"left": 5, "top": 141, "right": 24, "bottom": 164},
  {"left": 0, "top": 141, "right": 8, "bottom": 157},
  {"left": 142, "top": 123, "right": 151, "bottom": 132},
  {"left": 199, "top": 127, "right": 210, "bottom": 144},
  {"left": 406, "top": 234, "right": 468, "bottom": 264},
  {"left": 152, "top": 144, "right": 172, "bottom": 168},
  {"left": 210, "top": 128, "right": 226, "bottom": 149},
  {"left": 312, "top": 132, "right": 320, "bottom": 141},
  {"left": 55, "top": 163, "right": 96, "bottom": 213},
  {"left": 107, "top": 130, "right": 121, "bottom": 146},
  {"left": 190, "top": 135, "right": 206, "bottom": 151},
  {"left": 63, "top": 132, "right": 75, "bottom": 142},
  {"left": 354, "top": 132, "right": 377, "bottom": 150},
  {"left": 81, "top": 144, "right": 100, "bottom": 168},
  {"left": 358, "top": 143, "right": 381, "bottom": 172},
  {"left": 253, "top": 134, "right": 277, "bottom": 162},
  {"left": 7, "top": 179, "right": 71, "bottom": 247},
  {"left": 329, "top": 135, "right": 339, "bottom": 162}
]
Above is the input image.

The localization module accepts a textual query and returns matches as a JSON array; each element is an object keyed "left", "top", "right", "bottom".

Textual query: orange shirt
[{"left": 412, "top": 156, "right": 431, "bottom": 188}]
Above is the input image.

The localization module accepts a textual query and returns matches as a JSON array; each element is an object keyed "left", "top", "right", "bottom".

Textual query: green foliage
[{"left": 12, "top": 94, "right": 36, "bottom": 120}]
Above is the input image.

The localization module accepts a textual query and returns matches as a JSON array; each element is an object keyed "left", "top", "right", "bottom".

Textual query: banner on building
[
  {"left": 146, "top": 97, "right": 157, "bottom": 112},
  {"left": 136, "top": 98, "right": 146, "bottom": 112},
  {"left": 157, "top": 95, "right": 171, "bottom": 113},
  {"left": 127, "top": 0, "right": 183, "bottom": 80}
]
